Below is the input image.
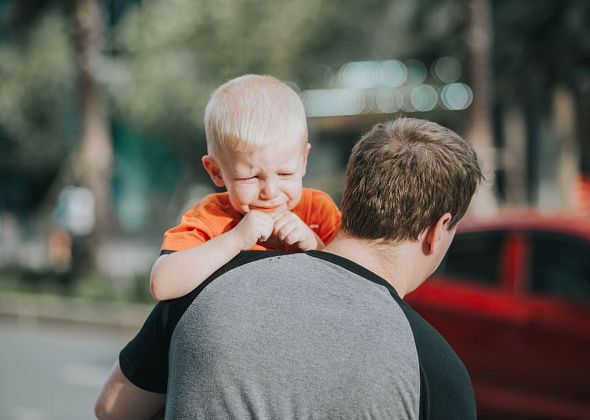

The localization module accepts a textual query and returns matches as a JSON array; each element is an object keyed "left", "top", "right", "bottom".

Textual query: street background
[{"left": 1, "top": 0, "right": 590, "bottom": 418}]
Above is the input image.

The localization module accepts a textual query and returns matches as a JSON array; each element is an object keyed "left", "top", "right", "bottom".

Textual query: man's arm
[{"left": 95, "top": 362, "right": 166, "bottom": 420}]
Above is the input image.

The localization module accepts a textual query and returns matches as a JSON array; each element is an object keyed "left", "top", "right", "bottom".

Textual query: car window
[
  {"left": 436, "top": 231, "right": 505, "bottom": 286},
  {"left": 528, "top": 231, "right": 590, "bottom": 304}
]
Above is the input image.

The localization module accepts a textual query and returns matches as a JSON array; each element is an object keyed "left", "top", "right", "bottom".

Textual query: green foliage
[
  {"left": 0, "top": 10, "right": 76, "bottom": 210},
  {"left": 107, "top": 0, "right": 467, "bottom": 143},
  {"left": 493, "top": 0, "right": 590, "bottom": 103},
  {"left": 0, "top": 11, "right": 75, "bottom": 172},
  {"left": 3, "top": 0, "right": 589, "bottom": 215},
  {"left": 108, "top": 0, "right": 322, "bottom": 141}
]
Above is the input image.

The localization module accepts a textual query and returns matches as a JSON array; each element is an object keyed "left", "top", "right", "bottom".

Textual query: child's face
[{"left": 203, "top": 138, "right": 310, "bottom": 215}]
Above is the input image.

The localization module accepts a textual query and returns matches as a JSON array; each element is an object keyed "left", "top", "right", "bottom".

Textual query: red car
[{"left": 406, "top": 213, "right": 590, "bottom": 419}]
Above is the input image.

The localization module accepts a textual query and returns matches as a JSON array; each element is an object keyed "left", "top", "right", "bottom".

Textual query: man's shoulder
[
  {"left": 167, "top": 250, "right": 400, "bottom": 335},
  {"left": 159, "top": 251, "right": 286, "bottom": 332}
]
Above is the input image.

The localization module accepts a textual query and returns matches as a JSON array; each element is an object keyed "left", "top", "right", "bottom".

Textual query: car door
[
  {"left": 508, "top": 230, "right": 590, "bottom": 419},
  {"left": 407, "top": 229, "right": 536, "bottom": 415}
]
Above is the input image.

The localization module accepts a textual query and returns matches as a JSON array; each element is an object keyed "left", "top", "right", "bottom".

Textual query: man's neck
[{"left": 323, "top": 231, "right": 422, "bottom": 298}]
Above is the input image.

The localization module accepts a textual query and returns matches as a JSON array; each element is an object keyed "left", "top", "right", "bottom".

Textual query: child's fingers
[
  {"left": 271, "top": 210, "right": 289, "bottom": 221},
  {"left": 273, "top": 215, "right": 292, "bottom": 235},
  {"left": 258, "top": 219, "right": 274, "bottom": 242},
  {"left": 257, "top": 227, "right": 272, "bottom": 243},
  {"left": 238, "top": 211, "right": 275, "bottom": 245},
  {"left": 276, "top": 221, "right": 297, "bottom": 241},
  {"left": 284, "top": 228, "right": 304, "bottom": 245},
  {"left": 250, "top": 210, "right": 275, "bottom": 223}
]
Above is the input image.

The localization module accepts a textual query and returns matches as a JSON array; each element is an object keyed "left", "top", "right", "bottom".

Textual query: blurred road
[{"left": 0, "top": 322, "right": 130, "bottom": 420}]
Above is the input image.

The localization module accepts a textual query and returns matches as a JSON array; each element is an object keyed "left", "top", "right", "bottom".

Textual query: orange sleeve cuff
[{"left": 160, "top": 214, "right": 212, "bottom": 252}]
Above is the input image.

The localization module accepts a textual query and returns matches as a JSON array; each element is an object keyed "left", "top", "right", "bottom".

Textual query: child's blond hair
[{"left": 204, "top": 75, "right": 308, "bottom": 162}]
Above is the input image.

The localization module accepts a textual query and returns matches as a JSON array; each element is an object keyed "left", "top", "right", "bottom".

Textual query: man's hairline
[{"left": 340, "top": 211, "right": 461, "bottom": 245}]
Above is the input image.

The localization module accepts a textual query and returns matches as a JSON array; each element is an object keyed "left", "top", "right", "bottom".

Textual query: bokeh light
[
  {"left": 404, "top": 59, "right": 427, "bottom": 85},
  {"left": 440, "top": 83, "right": 473, "bottom": 110},
  {"left": 302, "top": 88, "right": 366, "bottom": 117},
  {"left": 376, "top": 88, "right": 403, "bottom": 113},
  {"left": 400, "top": 87, "right": 416, "bottom": 112},
  {"left": 432, "top": 56, "right": 462, "bottom": 83},
  {"left": 337, "top": 61, "right": 380, "bottom": 89},
  {"left": 410, "top": 84, "right": 438, "bottom": 111},
  {"left": 377, "top": 60, "right": 407, "bottom": 87}
]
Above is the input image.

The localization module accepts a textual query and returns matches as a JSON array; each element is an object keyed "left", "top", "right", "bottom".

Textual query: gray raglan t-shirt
[{"left": 120, "top": 251, "right": 476, "bottom": 419}]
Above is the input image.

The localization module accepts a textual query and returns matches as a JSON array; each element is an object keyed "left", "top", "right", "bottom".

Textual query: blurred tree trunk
[
  {"left": 502, "top": 106, "right": 527, "bottom": 206},
  {"left": 466, "top": 0, "right": 498, "bottom": 215},
  {"left": 70, "top": 0, "right": 113, "bottom": 270},
  {"left": 553, "top": 86, "right": 579, "bottom": 212}
]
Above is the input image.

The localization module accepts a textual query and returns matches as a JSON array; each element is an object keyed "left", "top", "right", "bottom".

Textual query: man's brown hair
[{"left": 341, "top": 117, "right": 483, "bottom": 242}]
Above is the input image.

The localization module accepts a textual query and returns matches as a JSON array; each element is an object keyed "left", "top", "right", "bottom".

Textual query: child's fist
[
  {"left": 272, "top": 211, "right": 323, "bottom": 251},
  {"left": 233, "top": 211, "right": 275, "bottom": 250}
]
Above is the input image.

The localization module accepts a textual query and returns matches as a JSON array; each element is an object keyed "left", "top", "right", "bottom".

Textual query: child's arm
[
  {"left": 150, "top": 211, "right": 274, "bottom": 300},
  {"left": 272, "top": 211, "right": 325, "bottom": 251}
]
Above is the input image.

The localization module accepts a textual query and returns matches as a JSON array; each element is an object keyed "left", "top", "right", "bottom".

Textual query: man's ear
[
  {"left": 202, "top": 155, "right": 226, "bottom": 188},
  {"left": 301, "top": 142, "right": 311, "bottom": 177},
  {"left": 420, "top": 213, "right": 453, "bottom": 255}
]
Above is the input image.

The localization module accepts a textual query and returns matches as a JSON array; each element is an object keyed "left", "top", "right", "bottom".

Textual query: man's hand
[
  {"left": 232, "top": 210, "right": 275, "bottom": 250},
  {"left": 272, "top": 211, "right": 324, "bottom": 251}
]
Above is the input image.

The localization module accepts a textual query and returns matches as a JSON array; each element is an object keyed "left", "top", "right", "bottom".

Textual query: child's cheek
[{"left": 241, "top": 184, "right": 260, "bottom": 202}]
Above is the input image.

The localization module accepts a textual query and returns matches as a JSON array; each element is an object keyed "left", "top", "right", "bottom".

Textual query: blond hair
[
  {"left": 204, "top": 75, "right": 307, "bottom": 161},
  {"left": 341, "top": 118, "right": 483, "bottom": 242}
]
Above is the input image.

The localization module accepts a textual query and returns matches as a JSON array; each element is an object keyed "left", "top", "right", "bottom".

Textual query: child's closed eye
[{"left": 236, "top": 176, "right": 258, "bottom": 182}]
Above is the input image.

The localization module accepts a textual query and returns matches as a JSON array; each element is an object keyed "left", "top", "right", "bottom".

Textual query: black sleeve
[
  {"left": 307, "top": 250, "right": 476, "bottom": 419},
  {"left": 119, "top": 250, "right": 286, "bottom": 393},
  {"left": 119, "top": 302, "right": 170, "bottom": 393},
  {"left": 398, "top": 300, "right": 477, "bottom": 420}
]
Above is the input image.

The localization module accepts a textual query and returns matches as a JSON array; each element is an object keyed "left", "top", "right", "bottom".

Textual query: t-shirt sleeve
[
  {"left": 397, "top": 300, "right": 477, "bottom": 419},
  {"left": 119, "top": 251, "right": 275, "bottom": 394},
  {"left": 160, "top": 209, "right": 214, "bottom": 252},
  {"left": 119, "top": 302, "right": 171, "bottom": 393},
  {"left": 312, "top": 191, "right": 342, "bottom": 245}
]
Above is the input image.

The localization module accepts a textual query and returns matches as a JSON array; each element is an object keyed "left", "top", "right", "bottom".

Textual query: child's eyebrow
[
  {"left": 277, "top": 164, "right": 299, "bottom": 171},
  {"left": 234, "top": 170, "right": 256, "bottom": 177}
]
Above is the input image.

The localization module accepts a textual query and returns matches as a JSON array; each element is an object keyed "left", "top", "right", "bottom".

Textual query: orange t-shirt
[{"left": 161, "top": 188, "right": 341, "bottom": 252}]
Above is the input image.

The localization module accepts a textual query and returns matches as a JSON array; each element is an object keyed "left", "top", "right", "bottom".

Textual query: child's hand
[
  {"left": 272, "top": 211, "right": 324, "bottom": 251},
  {"left": 233, "top": 210, "right": 275, "bottom": 250}
]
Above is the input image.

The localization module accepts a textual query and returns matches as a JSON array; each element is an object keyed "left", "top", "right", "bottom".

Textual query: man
[{"left": 96, "top": 118, "right": 483, "bottom": 419}]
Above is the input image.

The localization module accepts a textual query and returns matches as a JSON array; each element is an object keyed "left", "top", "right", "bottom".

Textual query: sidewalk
[{"left": 0, "top": 291, "right": 152, "bottom": 335}]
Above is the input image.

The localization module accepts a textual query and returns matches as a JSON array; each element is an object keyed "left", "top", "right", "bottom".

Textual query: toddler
[{"left": 150, "top": 75, "right": 341, "bottom": 300}]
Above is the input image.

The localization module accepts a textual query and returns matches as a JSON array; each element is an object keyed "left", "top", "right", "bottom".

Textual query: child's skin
[{"left": 150, "top": 136, "right": 322, "bottom": 301}]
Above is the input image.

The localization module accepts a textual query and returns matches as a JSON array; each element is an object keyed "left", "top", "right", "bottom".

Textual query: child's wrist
[{"left": 227, "top": 228, "right": 251, "bottom": 251}]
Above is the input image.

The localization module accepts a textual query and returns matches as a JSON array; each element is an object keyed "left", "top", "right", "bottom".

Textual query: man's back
[{"left": 120, "top": 251, "right": 475, "bottom": 419}]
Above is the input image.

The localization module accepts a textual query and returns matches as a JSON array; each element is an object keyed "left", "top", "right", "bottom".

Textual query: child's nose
[{"left": 260, "top": 178, "right": 278, "bottom": 199}]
